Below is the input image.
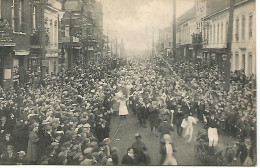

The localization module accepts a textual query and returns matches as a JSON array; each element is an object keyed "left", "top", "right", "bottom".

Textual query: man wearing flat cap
[{"left": 131, "top": 133, "right": 146, "bottom": 164}]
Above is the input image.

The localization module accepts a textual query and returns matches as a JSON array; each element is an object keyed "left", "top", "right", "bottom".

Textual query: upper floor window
[
  {"left": 242, "top": 16, "right": 245, "bottom": 41},
  {"left": 217, "top": 24, "right": 219, "bottom": 43},
  {"left": 65, "top": 25, "right": 70, "bottom": 37},
  {"left": 0, "top": 0, "right": 1, "bottom": 18},
  {"left": 235, "top": 18, "right": 239, "bottom": 41},
  {"left": 12, "top": 0, "right": 25, "bottom": 33},
  {"left": 221, "top": 22, "right": 223, "bottom": 43},
  {"left": 213, "top": 24, "right": 215, "bottom": 44},
  {"left": 32, "top": 6, "right": 36, "bottom": 31},
  {"left": 249, "top": 15, "right": 253, "bottom": 39}
]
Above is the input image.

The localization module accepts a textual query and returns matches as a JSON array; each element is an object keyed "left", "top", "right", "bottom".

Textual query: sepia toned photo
[{"left": 0, "top": 0, "right": 257, "bottom": 166}]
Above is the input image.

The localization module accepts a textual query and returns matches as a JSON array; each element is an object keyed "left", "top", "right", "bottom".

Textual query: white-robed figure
[
  {"left": 181, "top": 114, "right": 197, "bottom": 143},
  {"left": 119, "top": 96, "right": 129, "bottom": 118}
]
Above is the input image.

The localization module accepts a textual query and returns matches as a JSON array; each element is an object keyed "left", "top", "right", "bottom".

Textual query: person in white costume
[
  {"left": 119, "top": 96, "right": 129, "bottom": 118},
  {"left": 181, "top": 114, "right": 197, "bottom": 143}
]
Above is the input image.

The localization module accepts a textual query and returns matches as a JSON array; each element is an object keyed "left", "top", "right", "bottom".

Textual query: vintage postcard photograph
[{"left": 0, "top": 0, "right": 257, "bottom": 166}]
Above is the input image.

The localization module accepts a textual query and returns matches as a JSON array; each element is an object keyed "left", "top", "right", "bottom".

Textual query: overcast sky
[{"left": 100, "top": 0, "right": 194, "bottom": 53}]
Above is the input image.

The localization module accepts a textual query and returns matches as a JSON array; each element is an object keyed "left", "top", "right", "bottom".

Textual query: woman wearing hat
[
  {"left": 26, "top": 124, "right": 39, "bottom": 164},
  {"left": 131, "top": 133, "right": 146, "bottom": 164}
]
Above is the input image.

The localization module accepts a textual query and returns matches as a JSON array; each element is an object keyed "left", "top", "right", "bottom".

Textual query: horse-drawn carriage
[{"left": 194, "top": 129, "right": 235, "bottom": 166}]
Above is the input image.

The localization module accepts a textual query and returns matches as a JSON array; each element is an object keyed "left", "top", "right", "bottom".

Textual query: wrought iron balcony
[
  {"left": 31, "top": 30, "right": 41, "bottom": 46},
  {"left": 0, "top": 19, "right": 14, "bottom": 45},
  {"left": 192, "top": 32, "right": 202, "bottom": 45}
]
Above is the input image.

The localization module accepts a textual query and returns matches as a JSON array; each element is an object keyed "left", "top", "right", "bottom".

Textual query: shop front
[{"left": 0, "top": 19, "right": 15, "bottom": 89}]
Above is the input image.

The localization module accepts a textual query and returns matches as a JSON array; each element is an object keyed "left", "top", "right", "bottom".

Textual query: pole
[
  {"left": 116, "top": 32, "right": 118, "bottom": 57},
  {"left": 40, "top": 0, "right": 46, "bottom": 79},
  {"left": 111, "top": 35, "right": 113, "bottom": 57},
  {"left": 225, "top": 0, "right": 235, "bottom": 91},
  {"left": 152, "top": 26, "right": 154, "bottom": 58},
  {"left": 107, "top": 35, "right": 109, "bottom": 56},
  {"left": 172, "top": 0, "right": 176, "bottom": 58}
]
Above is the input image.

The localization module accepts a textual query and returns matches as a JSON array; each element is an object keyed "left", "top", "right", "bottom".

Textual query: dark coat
[
  {"left": 1, "top": 152, "right": 18, "bottom": 165},
  {"left": 38, "top": 131, "right": 52, "bottom": 157},
  {"left": 236, "top": 144, "right": 254, "bottom": 164},
  {"left": 111, "top": 153, "right": 118, "bottom": 165},
  {"left": 95, "top": 124, "right": 106, "bottom": 142},
  {"left": 158, "top": 122, "right": 174, "bottom": 137},
  {"left": 26, "top": 131, "right": 39, "bottom": 162},
  {"left": 174, "top": 112, "right": 184, "bottom": 126},
  {"left": 149, "top": 109, "right": 159, "bottom": 128},
  {"left": 136, "top": 103, "right": 146, "bottom": 120},
  {"left": 122, "top": 154, "right": 135, "bottom": 165}
]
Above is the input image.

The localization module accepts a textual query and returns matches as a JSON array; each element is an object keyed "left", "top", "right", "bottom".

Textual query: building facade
[
  {"left": 231, "top": 0, "right": 256, "bottom": 76},
  {"left": 176, "top": 6, "right": 196, "bottom": 61},
  {"left": 173, "top": 0, "right": 256, "bottom": 77},
  {"left": 30, "top": 0, "right": 62, "bottom": 77},
  {"left": 157, "top": 27, "right": 172, "bottom": 57},
  {"left": 60, "top": 0, "right": 103, "bottom": 70},
  {"left": 0, "top": 0, "right": 32, "bottom": 89}
]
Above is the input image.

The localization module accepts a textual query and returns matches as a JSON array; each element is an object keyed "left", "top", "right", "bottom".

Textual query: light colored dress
[{"left": 119, "top": 99, "right": 129, "bottom": 116}]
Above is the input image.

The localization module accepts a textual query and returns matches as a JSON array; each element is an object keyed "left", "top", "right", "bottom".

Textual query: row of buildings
[
  {"left": 157, "top": 0, "right": 256, "bottom": 77},
  {"left": 0, "top": 0, "right": 104, "bottom": 89}
]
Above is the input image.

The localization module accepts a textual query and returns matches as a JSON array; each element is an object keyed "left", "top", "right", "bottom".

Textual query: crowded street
[
  {"left": 0, "top": 0, "right": 257, "bottom": 166},
  {"left": 0, "top": 55, "right": 257, "bottom": 165}
]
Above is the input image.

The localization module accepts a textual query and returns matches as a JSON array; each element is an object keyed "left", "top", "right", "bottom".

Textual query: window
[
  {"left": 236, "top": 18, "right": 239, "bottom": 41},
  {"left": 226, "top": 21, "right": 229, "bottom": 42},
  {"left": 235, "top": 53, "right": 239, "bottom": 70},
  {"left": 217, "top": 24, "right": 219, "bottom": 43},
  {"left": 0, "top": 0, "right": 1, "bottom": 18},
  {"left": 54, "top": 60, "right": 56, "bottom": 74},
  {"left": 221, "top": 23, "right": 223, "bottom": 43},
  {"left": 248, "top": 53, "right": 252, "bottom": 75},
  {"left": 65, "top": 26, "right": 70, "bottom": 37},
  {"left": 54, "top": 20, "right": 57, "bottom": 47},
  {"left": 12, "top": 0, "right": 24, "bottom": 32},
  {"left": 12, "top": 0, "right": 15, "bottom": 30},
  {"left": 32, "top": 6, "right": 36, "bottom": 31},
  {"left": 242, "top": 16, "right": 245, "bottom": 40},
  {"left": 249, "top": 15, "right": 253, "bottom": 39},
  {"left": 213, "top": 24, "right": 215, "bottom": 44},
  {"left": 210, "top": 25, "right": 212, "bottom": 44},
  {"left": 206, "top": 23, "right": 209, "bottom": 43},
  {"left": 242, "top": 54, "right": 245, "bottom": 72}
]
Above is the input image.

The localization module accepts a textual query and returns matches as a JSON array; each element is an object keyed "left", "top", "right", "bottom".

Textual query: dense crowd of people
[
  {"left": 0, "top": 57, "right": 124, "bottom": 165},
  {"left": 0, "top": 55, "right": 257, "bottom": 166}
]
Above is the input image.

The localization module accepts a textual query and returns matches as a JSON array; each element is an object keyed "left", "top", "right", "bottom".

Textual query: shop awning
[
  {"left": 0, "top": 42, "right": 15, "bottom": 47},
  {"left": 14, "top": 50, "right": 30, "bottom": 56},
  {"left": 74, "top": 47, "right": 82, "bottom": 50}
]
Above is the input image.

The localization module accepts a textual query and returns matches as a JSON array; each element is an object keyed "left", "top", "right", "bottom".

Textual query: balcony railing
[
  {"left": 192, "top": 32, "right": 202, "bottom": 45},
  {"left": 0, "top": 19, "right": 14, "bottom": 43},
  {"left": 31, "top": 31, "right": 41, "bottom": 45}
]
